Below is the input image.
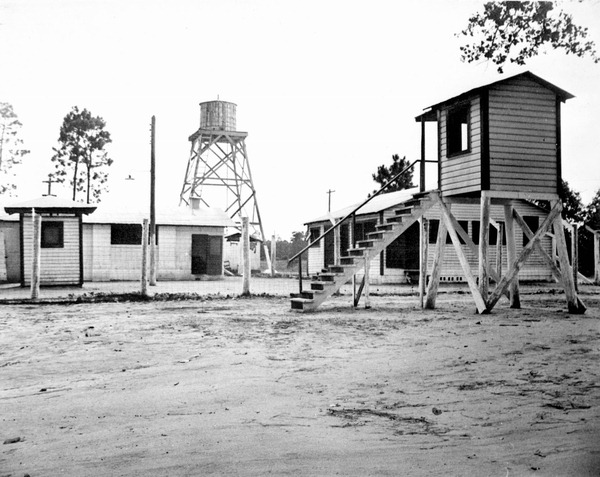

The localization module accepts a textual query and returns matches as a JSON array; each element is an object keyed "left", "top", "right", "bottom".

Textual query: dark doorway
[
  {"left": 324, "top": 226, "right": 335, "bottom": 268},
  {"left": 191, "top": 234, "right": 223, "bottom": 275},
  {"left": 386, "top": 221, "right": 420, "bottom": 270}
]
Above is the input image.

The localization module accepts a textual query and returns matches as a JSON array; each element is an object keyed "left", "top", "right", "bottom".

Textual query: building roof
[
  {"left": 83, "top": 205, "right": 235, "bottom": 228},
  {"left": 306, "top": 187, "right": 420, "bottom": 225},
  {"left": 3, "top": 196, "right": 97, "bottom": 215},
  {"left": 415, "top": 71, "right": 574, "bottom": 122}
]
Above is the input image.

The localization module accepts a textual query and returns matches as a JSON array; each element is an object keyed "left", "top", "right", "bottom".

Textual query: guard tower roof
[{"left": 415, "top": 71, "right": 574, "bottom": 122}]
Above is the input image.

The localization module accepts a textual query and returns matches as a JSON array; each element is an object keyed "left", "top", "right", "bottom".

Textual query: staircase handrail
[{"left": 288, "top": 159, "right": 420, "bottom": 264}]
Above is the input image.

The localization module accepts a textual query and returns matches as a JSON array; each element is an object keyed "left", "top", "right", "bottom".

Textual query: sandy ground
[{"left": 1, "top": 290, "right": 600, "bottom": 476}]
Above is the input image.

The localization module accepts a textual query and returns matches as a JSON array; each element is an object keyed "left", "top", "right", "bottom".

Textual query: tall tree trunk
[
  {"left": 86, "top": 153, "right": 91, "bottom": 204},
  {"left": 72, "top": 157, "right": 79, "bottom": 201}
]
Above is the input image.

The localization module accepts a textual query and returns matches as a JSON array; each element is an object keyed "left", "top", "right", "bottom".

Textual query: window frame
[
  {"left": 41, "top": 221, "right": 64, "bottom": 249},
  {"left": 447, "top": 102, "right": 471, "bottom": 157}
]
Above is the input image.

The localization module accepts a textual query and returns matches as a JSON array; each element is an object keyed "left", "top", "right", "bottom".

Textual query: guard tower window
[
  {"left": 447, "top": 103, "right": 470, "bottom": 156},
  {"left": 41, "top": 221, "right": 64, "bottom": 248}
]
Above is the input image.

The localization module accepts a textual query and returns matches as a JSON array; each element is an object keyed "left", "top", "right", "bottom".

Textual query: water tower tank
[{"left": 199, "top": 100, "right": 236, "bottom": 131}]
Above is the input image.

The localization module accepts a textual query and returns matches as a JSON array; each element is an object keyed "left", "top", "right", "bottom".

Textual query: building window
[
  {"left": 447, "top": 220, "right": 468, "bottom": 244},
  {"left": 41, "top": 221, "right": 64, "bottom": 248},
  {"left": 309, "top": 227, "right": 321, "bottom": 248},
  {"left": 428, "top": 219, "right": 439, "bottom": 244},
  {"left": 522, "top": 216, "right": 539, "bottom": 247},
  {"left": 353, "top": 220, "right": 376, "bottom": 244},
  {"left": 111, "top": 224, "right": 142, "bottom": 245},
  {"left": 447, "top": 103, "right": 470, "bottom": 156}
]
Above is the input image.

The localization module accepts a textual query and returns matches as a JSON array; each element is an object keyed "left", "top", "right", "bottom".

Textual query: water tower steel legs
[{"left": 180, "top": 130, "right": 272, "bottom": 270}]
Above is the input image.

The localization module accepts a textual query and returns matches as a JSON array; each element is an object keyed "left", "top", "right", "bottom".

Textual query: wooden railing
[{"left": 287, "top": 159, "right": 421, "bottom": 294}]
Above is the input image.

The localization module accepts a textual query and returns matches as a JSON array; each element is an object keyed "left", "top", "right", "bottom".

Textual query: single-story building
[
  {"left": 0, "top": 199, "right": 235, "bottom": 284},
  {"left": 223, "top": 230, "right": 262, "bottom": 273},
  {"left": 82, "top": 206, "right": 234, "bottom": 281},
  {"left": 304, "top": 188, "right": 554, "bottom": 284},
  {"left": 3, "top": 196, "right": 97, "bottom": 286}
]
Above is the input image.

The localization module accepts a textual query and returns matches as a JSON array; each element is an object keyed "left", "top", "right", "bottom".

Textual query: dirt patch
[{"left": 1, "top": 292, "right": 599, "bottom": 476}]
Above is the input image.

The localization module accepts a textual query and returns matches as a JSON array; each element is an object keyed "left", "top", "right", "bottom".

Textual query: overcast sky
[{"left": 1, "top": 0, "right": 599, "bottom": 238}]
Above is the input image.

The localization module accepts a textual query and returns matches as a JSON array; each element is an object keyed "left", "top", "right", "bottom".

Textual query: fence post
[
  {"left": 595, "top": 232, "right": 600, "bottom": 285},
  {"left": 270, "top": 234, "right": 276, "bottom": 276},
  {"left": 242, "top": 217, "right": 250, "bottom": 296},
  {"left": 31, "top": 212, "right": 41, "bottom": 300},
  {"left": 572, "top": 224, "right": 578, "bottom": 292},
  {"left": 141, "top": 219, "right": 149, "bottom": 297}
]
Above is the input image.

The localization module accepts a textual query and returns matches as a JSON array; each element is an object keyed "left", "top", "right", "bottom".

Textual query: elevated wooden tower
[
  {"left": 179, "top": 100, "right": 270, "bottom": 265},
  {"left": 290, "top": 71, "right": 585, "bottom": 314}
]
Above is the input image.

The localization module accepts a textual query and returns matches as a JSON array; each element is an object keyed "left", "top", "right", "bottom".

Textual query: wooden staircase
[{"left": 290, "top": 191, "right": 437, "bottom": 311}]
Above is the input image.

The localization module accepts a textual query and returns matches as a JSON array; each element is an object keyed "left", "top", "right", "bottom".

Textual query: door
[
  {"left": 324, "top": 228, "right": 335, "bottom": 268},
  {"left": 191, "top": 234, "right": 223, "bottom": 275}
]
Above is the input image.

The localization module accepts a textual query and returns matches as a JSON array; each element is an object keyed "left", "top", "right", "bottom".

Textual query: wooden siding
[
  {"left": 22, "top": 215, "right": 80, "bottom": 286},
  {"left": 0, "top": 221, "right": 21, "bottom": 282},
  {"left": 83, "top": 224, "right": 225, "bottom": 281},
  {"left": 488, "top": 77, "right": 558, "bottom": 194},
  {"left": 440, "top": 96, "right": 482, "bottom": 196}
]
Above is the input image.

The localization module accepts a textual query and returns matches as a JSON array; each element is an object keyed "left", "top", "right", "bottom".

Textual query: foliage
[
  {"left": 584, "top": 188, "right": 600, "bottom": 230},
  {"left": 559, "top": 179, "right": 585, "bottom": 223},
  {"left": 459, "top": 1, "right": 599, "bottom": 73},
  {"left": 0, "top": 102, "right": 29, "bottom": 196},
  {"left": 270, "top": 231, "right": 307, "bottom": 260},
  {"left": 372, "top": 154, "right": 415, "bottom": 195},
  {"left": 50, "top": 106, "right": 112, "bottom": 203}
]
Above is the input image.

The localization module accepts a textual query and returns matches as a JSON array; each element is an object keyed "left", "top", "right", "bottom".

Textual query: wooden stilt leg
[
  {"left": 496, "top": 222, "right": 504, "bottom": 279},
  {"left": 572, "top": 225, "right": 579, "bottom": 293},
  {"left": 479, "top": 193, "right": 490, "bottom": 299},
  {"left": 504, "top": 204, "right": 520, "bottom": 308},
  {"left": 364, "top": 254, "right": 371, "bottom": 309},
  {"left": 419, "top": 218, "right": 428, "bottom": 308},
  {"left": 595, "top": 233, "right": 600, "bottom": 285},
  {"left": 436, "top": 197, "right": 488, "bottom": 314},
  {"left": 487, "top": 203, "right": 562, "bottom": 312},
  {"left": 425, "top": 212, "right": 447, "bottom": 309},
  {"left": 553, "top": 213, "right": 585, "bottom": 314}
]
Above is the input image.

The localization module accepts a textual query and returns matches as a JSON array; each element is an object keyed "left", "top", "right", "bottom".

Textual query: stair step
[
  {"left": 387, "top": 216, "right": 404, "bottom": 224},
  {"left": 311, "top": 281, "right": 336, "bottom": 291},
  {"left": 340, "top": 256, "right": 355, "bottom": 265},
  {"left": 395, "top": 206, "right": 414, "bottom": 216},
  {"left": 348, "top": 247, "right": 366, "bottom": 257},
  {"left": 356, "top": 239, "right": 375, "bottom": 248},
  {"left": 327, "top": 265, "right": 347, "bottom": 274},
  {"left": 291, "top": 297, "right": 314, "bottom": 311},
  {"left": 317, "top": 273, "right": 337, "bottom": 282},
  {"left": 366, "top": 231, "right": 388, "bottom": 240},
  {"left": 376, "top": 224, "right": 395, "bottom": 232}
]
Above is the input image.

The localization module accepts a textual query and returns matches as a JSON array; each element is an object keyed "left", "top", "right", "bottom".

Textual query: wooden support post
[
  {"left": 496, "top": 222, "right": 504, "bottom": 280},
  {"left": 31, "top": 212, "right": 41, "bottom": 300},
  {"left": 242, "top": 217, "right": 251, "bottom": 296},
  {"left": 514, "top": 210, "right": 587, "bottom": 312},
  {"left": 334, "top": 220, "right": 341, "bottom": 265},
  {"left": 425, "top": 210, "right": 447, "bottom": 309},
  {"left": 503, "top": 204, "right": 520, "bottom": 308},
  {"left": 595, "top": 233, "right": 600, "bottom": 285},
  {"left": 270, "top": 234, "right": 276, "bottom": 276},
  {"left": 572, "top": 224, "right": 579, "bottom": 292},
  {"left": 553, "top": 213, "right": 584, "bottom": 313},
  {"left": 436, "top": 197, "right": 488, "bottom": 314},
  {"left": 149, "top": 116, "right": 157, "bottom": 286},
  {"left": 487, "top": 203, "right": 562, "bottom": 312},
  {"left": 363, "top": 253, "right": 371, "bottom": 309},
  {"left": 419, "top": 218, "right": 428, "bottom": 308},
  {"left": 479, "top": 193, "right": 490, "bottom": 300},
  {"left": 141, "top": 219, "right": 149, "bottom": 297}
]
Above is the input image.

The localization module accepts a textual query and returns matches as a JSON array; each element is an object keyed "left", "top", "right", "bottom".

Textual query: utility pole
[
  {"left": 326, "top": 189, "right": 335, "bottom": 212},
  {"left": 149, "top": 116, "right": 157, "bottom": 286}
]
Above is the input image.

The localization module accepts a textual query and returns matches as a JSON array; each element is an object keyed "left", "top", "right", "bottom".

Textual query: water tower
[{"left": 179, "top": 100, "right": 270, "bottom": 264}]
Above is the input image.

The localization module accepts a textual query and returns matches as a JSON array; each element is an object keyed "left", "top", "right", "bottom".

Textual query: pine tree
[
  {"left": 50, "top": 106, "right": 112, "bottom": 203},
  {"left": 0, "top": 102, "right": 29, "bottom": 196}
]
